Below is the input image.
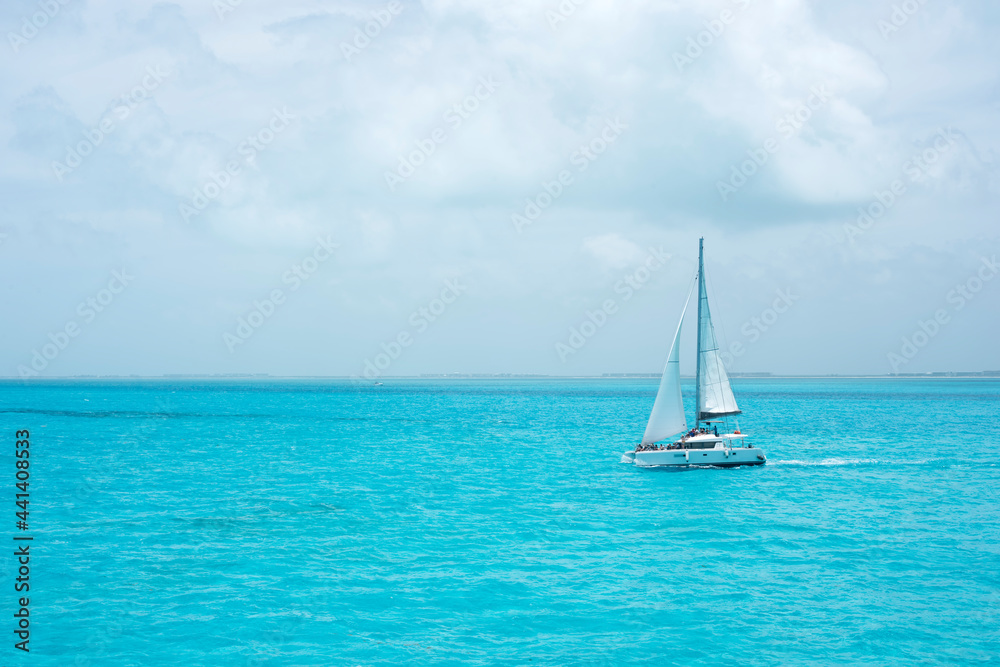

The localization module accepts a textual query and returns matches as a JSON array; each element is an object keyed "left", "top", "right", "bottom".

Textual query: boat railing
[{"left": 635, "top": 440, "right": 755, "bottom": 452}]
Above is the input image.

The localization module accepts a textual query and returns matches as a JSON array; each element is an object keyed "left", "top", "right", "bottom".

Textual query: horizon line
[{"left": 2, "top": 371, "right": 999, "bottom": 381}]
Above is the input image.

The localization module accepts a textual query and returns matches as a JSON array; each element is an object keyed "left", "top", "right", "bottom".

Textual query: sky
[{"left": 0, "top": 0, "right": 998, "bottom": 378}]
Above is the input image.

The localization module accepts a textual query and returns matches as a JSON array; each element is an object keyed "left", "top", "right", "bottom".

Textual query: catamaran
[{"left": 622, "top": 238, "right": 766, "bottom": 468}]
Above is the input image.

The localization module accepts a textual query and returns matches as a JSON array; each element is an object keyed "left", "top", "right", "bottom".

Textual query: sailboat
[{"left": 622, "top": 238, "right": 766, "bottom": 468}]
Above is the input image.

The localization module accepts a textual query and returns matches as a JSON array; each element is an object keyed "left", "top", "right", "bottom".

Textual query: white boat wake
[{"left": 772, "top": 458, "right": 931, "bottom": 467}]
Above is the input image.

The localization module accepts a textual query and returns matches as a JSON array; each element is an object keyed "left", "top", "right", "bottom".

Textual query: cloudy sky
[{"left": 1, "top": 0, "right": 997, "bottom": 377}]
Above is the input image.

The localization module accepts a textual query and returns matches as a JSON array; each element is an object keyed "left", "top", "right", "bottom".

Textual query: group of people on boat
[
  {"left": 634, "top": 425, "right": 722, "bottom": 452},
  {"left": 635, "top": 440, "right": 693, "bottom": 452}
]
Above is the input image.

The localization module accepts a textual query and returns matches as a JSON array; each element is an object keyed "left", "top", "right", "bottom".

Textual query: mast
[
  {"left": 694, "top": 237, "right": 704, "bottom": 428},
  {"left": 694, "top": 237, "right": 741, "bottom": 423}
]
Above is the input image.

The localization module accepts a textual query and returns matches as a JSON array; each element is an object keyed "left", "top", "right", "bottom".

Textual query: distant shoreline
[{"left": 2, "top": 373, "right": 998, "bottom": 381}]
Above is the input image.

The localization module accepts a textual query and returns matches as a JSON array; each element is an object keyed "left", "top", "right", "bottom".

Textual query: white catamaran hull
[{"left": 622, "top": 447, "right": 765, "bottom": 468}]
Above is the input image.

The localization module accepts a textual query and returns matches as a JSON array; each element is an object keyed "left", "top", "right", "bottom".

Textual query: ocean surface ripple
[{"left": 1, "top": 377, "right": 998, "bottom": 665}]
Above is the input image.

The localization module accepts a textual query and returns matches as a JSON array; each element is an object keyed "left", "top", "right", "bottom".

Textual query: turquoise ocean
[{"left": 1, "top": 377, "right": 998, "bottom": 665}]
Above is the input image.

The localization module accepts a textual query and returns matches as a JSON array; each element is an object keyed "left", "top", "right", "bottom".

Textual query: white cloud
[
  {"left": 582, "top": 233, "right": 644, "bottom": 271},
  {"left": 0, "top": 0, "right": 997, "bottom": 375}
]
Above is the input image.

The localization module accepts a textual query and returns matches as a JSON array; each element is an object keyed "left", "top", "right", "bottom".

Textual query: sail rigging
[
  {"left": 694, "top": 238, "right": 740, "bottom": 423},
  {"left": 641, "top": 282, "right": 694, "bottom": 445},
  {"left": 627, "top": 238, "right": 765, "bottom": 467}
]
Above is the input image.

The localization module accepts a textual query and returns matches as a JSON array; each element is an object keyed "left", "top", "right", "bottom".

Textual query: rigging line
[
  {"left": 704, "top": 256, "right": 735, "bottom": 373},
  {"left": 702, "top": 253, "right": 737, "bottom": 415},
  {"left": 657, "top": 270, "right": 698, "bottom": 385},
  {"left": 680, "top": 269, "right": 698, "bottom": 429}
]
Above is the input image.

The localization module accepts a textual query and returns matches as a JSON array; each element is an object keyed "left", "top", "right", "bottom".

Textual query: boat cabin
[
  {"left": 677, "top": 433, "right": 750, "bottom": 449},
  {"left": 635, "top": 432, "right": 752, "bottom": 452}
]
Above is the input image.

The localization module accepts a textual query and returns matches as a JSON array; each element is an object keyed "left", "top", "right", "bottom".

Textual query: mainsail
[
  {"left": 641, "top": 284, "right": 693, "bottom": 445},
  {"left": 695, "top": 238, "right": 740, "bottom": 423}
]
